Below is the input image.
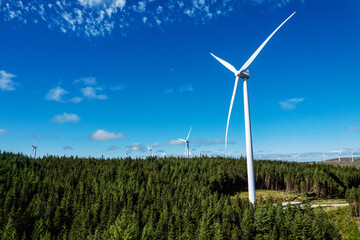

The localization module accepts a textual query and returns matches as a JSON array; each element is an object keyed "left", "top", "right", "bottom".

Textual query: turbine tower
[
  {"left": 32, "top": 144, "right": 37, "bottom": 158},
  {"left": 210, "top": 12, "right": 295, "bottom": 204},
  {"left": 178, "top": 127, "right": 192, "bottom": 158},
  {"left": 322, "top": 152, "right": 326, "bottom": 162},
  {"left": 351, "top": 150, "right": 355, "bottom": 162}
]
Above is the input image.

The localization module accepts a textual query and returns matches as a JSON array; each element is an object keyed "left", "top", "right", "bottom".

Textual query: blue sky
[{"left": 0, "top": 0, "right": 360, "bottom": 161}]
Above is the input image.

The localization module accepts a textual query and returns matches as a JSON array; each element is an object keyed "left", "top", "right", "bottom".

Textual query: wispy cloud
[
  {"left": 108, "top": 145, "right": 119, "bottom": 151},
  {"left": 0, "top": 1, "right": 297, "bottom": 38},
  {"left": 179, "top": 84, "right": 194, "bottom": 92},
  {"left": 0, "top": 70, "right": 17, "bottom": 91},
  {"left": 168, "top": 139, "right": 183, "bottom": 145},
  {"left": 164, "top": 84, "right": 194, "bottom": 94},
  {"left": 279, "top": 97, "right": 305, "bottom": 110},
  {"left": 81, "top": 86, "right": 107, "bottom": 100},
  {"left": 127, "top": 142, "right": 146, "bottom": 152},
  {"left": 74, "top": 77, "right": 97, "bottom": 85},
  {"left": 88, "top": 129, "right": 125, "bottom": 141},
  {"left": 164, "top": 88, "right": 174, "bottom": 94},
  {"left": 349, "top": 126, "right": 360, "bottom": 133},
  {"left": 110, "top": 84, "right": 127, "bottom": 91},
  {"left": 63, "top": 145, "right": 74, "bottom": 150},
  {"left": 151, "top": 142, "right": 163, "bottom": 147},
  {"left": 192, "top": 138, "right": 236, "bottom": 146},
  {"left": 0, "top": 128, "right": 7, "bottom": 135},
  {"left": 45, "top": 86, "right": 68, "bottom": 102},
  {"left": 52, "top": 112, "right": 80, "bottom": 123},
  {"left": 69, "top": 97, "right": 83, "bottom": 103}
]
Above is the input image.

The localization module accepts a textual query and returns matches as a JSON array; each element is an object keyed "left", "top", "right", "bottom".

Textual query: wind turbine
[
  {"left": 224, "top": 151, "right": 232, "bottom": 158},
  {"left": 291, "top": 154, "right": 301, "bottom": 162},
  {"left": 178, "top": 127, "right": 192, "bottom": 158},
  {"left": 210, "top": 12, "right": 295, "bottom": 204},
  {"left": 335, "top": 150, "right": 344, "bottom": 162},
  {"left": 32, "top": 144, "right": 37, "bottom": 158},
  {"left": 322, "top": 152, "right": 326, "bottom": 162},
  {"left": 147, "top": 145, "right": 153, "bottom": 157},
  {"left": 351, "top": 150, "right": 355, "bottom": 162}
]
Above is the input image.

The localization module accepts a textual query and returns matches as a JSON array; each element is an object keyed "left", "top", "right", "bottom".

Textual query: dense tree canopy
[{"left": 1, "top": 151, "right": 358, "bottom": 239}]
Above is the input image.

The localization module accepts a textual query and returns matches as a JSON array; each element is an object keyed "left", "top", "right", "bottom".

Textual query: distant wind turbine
[
  {"left": 224, "top": 151, "right": 232, "bottom": 158},
  {"left": 322, "top": 152, "right": 326, "bottom": 162},
  {"left": 32, "top": 144, "right": 37, "bottom": 158},
  {"left": 178, "top": 127, "right": 192, "bottom": 158},
  {"left": 210, "top": 12, "right": 296, "bottom": 204},
  {"left": 291, "top": 154, "right": 301, "bottom": 162},
  {"left": 147, "top": 145, "right": 153, "bottom": 157},
  {"left": 351, "top": 150, "right": 355, "bottom": 162},
  {"left": 335, "top": 150, "right": 344, "bottom": 162}
]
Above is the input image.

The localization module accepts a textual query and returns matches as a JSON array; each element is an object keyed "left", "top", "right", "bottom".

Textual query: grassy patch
[
  {"left": 232, "top": 190, "right": 306, "bottom": 203},
  {"left": 325, "top": 206, "right": 360, "bottom": 240}
]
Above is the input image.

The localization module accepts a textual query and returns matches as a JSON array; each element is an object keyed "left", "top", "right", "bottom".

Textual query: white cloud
[
  {"left": 151, "top": 142, "right": 163, "bottom": 147},
  {"left": 63, "top": 145, "right": 74, "bottom": 150},
  {"left": 164, "top": 88, "right": 174, "bottom": 94},
  {"left": 89, "top": 129, "right": 125, "bottom": 141},
  {"left": 110, "top": 84, "right": 127, "bottom": 91},
  {"left": 179, "top": 84, "right": 194, "bottom": 92},
  {"left": 45, "top": 86, "right": 68, "bottom": 102},
  {"left": 81, "top": 86, "right": 107, "bottom": 99},
  {"left": 279, "top": 97, "right": 305, "bottom": 110},
  {"left": 349, "top": 126, "right": 360, "bottom": 133},
  {"left": 70, "top": 97, "right": 83, "bottom": 103},
  {"left": 127, "top": 142, "right": 146, "bottom": 152},
  {"left": 108, "top": 145, "right": 119, "bottom": 151},
  {"left": 192, "top": 138, "right": 236, "bottom": 146},
  {"left": 0, "top": 1, "right": 298, "bottom": 38},
  {"left": 0, "top": 129, "right": 7, "bottom": 135},
  {"left": 74, "top": 77, "right": 97, "bottom": 85},
  {"left": 0, "top": 70, "right": 16, "bottom": 91},
  {"left": 52, "top": 112, "right": 80, "bottom": 123},
  {"left": 168, "top": 139, "right": 183, "bottom": 145}
]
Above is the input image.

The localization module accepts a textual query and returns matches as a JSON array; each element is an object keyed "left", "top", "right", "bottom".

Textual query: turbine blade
[
  {"left": 186, "top": 127, "right": 192, "bottom": 141},
  {"left": 239, "top": 12, "right": 296, "bottom": 72},
  {"left": 225, "top": 76, "right": 240, "bottom": 148},
  {"left": 178, "top": 138, "right": 186, "bottom": 142},
  {"left": 210, "top": 53, "right": 237, "bottom": 74}
]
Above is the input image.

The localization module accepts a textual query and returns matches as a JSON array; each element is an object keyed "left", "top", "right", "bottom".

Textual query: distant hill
[{"left": 324, "top": 157, "right": 360, "bottom": 166}]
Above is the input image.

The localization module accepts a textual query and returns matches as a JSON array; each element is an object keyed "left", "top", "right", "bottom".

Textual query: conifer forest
[{"left": 1, "top": 151, "right": 360, "bottom": 239}]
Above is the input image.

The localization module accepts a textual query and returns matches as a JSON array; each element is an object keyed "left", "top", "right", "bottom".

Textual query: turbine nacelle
[{"left": 236, "top": 70, "right": 250, "bottom": 79}]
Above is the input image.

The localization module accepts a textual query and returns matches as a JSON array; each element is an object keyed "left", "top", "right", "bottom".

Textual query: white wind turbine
[
  {"left": 291, "top": 154, "right": 301, "bottom": 162},
  {"left": 147, "top": 145, "right": 153, "bottom": 157},
  {"left": 178, "top": 127, "right": 192, "bottom": 158},
  {"left": 322, "top": 152, "right": 326, "bottom": 162},
  {"left": 32, "top": 144, "right": 37, "bottom": 158},
  {"left": 224, "top": 151, "right": 232, "bottom": 158},
  {"left": 335, "top": 150, "right": 344, "bottom": 162},
  {"left": 211, "top": 12, "right": 295, "bottom": 204}
]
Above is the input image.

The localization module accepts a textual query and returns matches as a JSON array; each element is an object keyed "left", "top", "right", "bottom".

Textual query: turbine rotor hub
[{"left": 237, "top": 70, "right": 250, "bottom": 79}]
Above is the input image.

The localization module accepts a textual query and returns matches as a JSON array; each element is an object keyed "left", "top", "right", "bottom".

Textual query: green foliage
[
  {"left": 326, "top": 206, "right": 360, "bottom": 240},
  {"left": 0, "top": 152, "right": 357, "bottom": 239}
]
